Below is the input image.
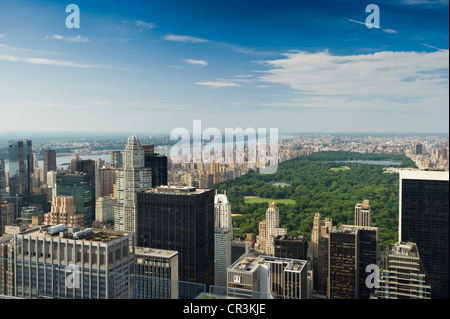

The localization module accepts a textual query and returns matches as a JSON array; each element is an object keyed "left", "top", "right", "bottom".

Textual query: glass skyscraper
[{"left": 8, "top": 140, "right": 33, "bottom": 197}]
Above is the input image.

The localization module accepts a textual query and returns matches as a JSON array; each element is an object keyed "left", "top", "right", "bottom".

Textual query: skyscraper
[
  {"left": 0, "top": 159, "right": 6, "bottom": 201},
  {"left": 214, "top": 190, "right": 233, "bottom": 231},
  {"left": 43, "top": 149, "right": 57, "bottom": 185},
  {"left": 143, "top": 145, "right": 168, "bottom": 188},
  {"left": 136, "top": 186, "right": 214, "bottom": 288},
  {"left": 378, "top": 242, "right": 431, "bottom": 299},
  {"left": 274, "top": 234, "right": 308, "bottom": 260},
  {"left": 111, "top": 150, "right": 123, "bottom": 168},
  {"left": 114, "top": 135, "right": 152, "bottom": 233},
  {"left": 354, "top": 199, "right": 371, "bottom": 227},
  {"left": 214, "top": 190, "right": 233, "bottom": 287},
  {"left": 8, "top": 140, "right": 33, "bottom": 197},
  {"left": 399, "top": 169, "right": 449, "bottom": 299},
  {"left": 261, "top": 202, "right": 287, "bottom": 256},
  {"left": 56, "top": 173, "right": 93, "bottom": 227},
  {"left": 71, "top": 158, "right": 97, "bottom": 221},
  {"left": 44, "top": 196, "right": 84, "bottom": 227},
  {"left": 310, "top": 212, "right": 332, "bottom": 293},
  {"left": 328, "top": 225, "right": 378, "bottom": 299}
]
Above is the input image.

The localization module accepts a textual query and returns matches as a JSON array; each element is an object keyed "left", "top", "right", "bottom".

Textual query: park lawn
[
  {"left": 243, "top": 196, "right": 296, "bottom": 205},
  {"left": 330, "top": 166, "right": 350, "bottom": 172}
]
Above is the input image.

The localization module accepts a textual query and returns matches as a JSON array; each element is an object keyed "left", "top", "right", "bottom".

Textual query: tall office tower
[
  {"left": 265, "top": 202, "right": 287, "bottom": 256},
  {"left": 98, "top": 167, "right": 117, "bottom": 198},
  {"left": 274, "top": 234, "right": 308, "bottom": 260},
  {"left": 44, "top": 196, "right": 84, "bottom": 227},
  {"left": 310, "top": 212, "right": 332, "bottom": 292},
  {"left": 231, "top": 238, "right": 247, "bottom": 264},
  {"left": 56, "top": 173, "right": 93, "bottom": 227},
  {"left": 227, "top": 253, "right": 308, "bottom": 299},
  {"left": 399, "top": 169, "right": 449, "bottom": 299},
  {"left": 11, "top": 225, "right": 135, "bottom": 299},
  {"left": 8, "top": 140, "right": 34, "bottom": 198},
  {"left": 0, "top": 159, "right": 6, "bottom": 201},
  {"left": 133, "top": 247, "right": 179, "bottom": 299},
  {"left": 136, "top": 186, "right": 215, "bottom": 289},
  {"left": 115, "top": 135, "right": 152, "bottom": 233},
  {"left": 355, "top": 199, "right": 371, "bottom": 227},
  {"left": 0, "top": 202, "right": 15, "bottom": 237},
  {"left": 96, "top": 196, "right": 115, "bottom": 222},
  {"left": 378, "top": 242, "right": 431, "bottom": 299},
  {"left": 111, "top": 150, "right": 123, "bottom": 168},
  {"left": 317, "top": 228, "right": 330, "bottom": 295},
  {"left": 214, "top": 190, "right": 233, "bottom": 232},
  {"left": 43, "top": 149, "right": 56, "bottom": 185},
  {"left": 214, "top": 228, "right": 233, "bottom": 287},
  {"left": 72, "top": 158, "right": 97, "bottom": 221},
  {"left": 143, "top": 145, "right": 168, "bottom": 187},
  {"left": 415, "top": 143, "right": 423, "bottom": 155},
  {"left": 328, "top": 225, "right": 378, "bottom": 299}
]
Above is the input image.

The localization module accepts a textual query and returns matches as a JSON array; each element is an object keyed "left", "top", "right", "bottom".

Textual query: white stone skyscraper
[
  {"left": 114, "top": 135, "right": 152, "bottom": 232},
  {"left": 265, "top": 202, "right": 287, "bottom": 256},
  {"left": 214, "top": 190, "right": 233, "bottom": 232}
]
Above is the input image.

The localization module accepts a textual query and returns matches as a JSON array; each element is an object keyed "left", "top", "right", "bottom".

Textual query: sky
[{"left": 0, "top": 0, "right": 448, "bottom": 134}]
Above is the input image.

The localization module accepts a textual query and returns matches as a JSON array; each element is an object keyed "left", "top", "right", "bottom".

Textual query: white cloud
[
  {"left": 0, "top": 34, "right": 6, "bottom": 38},
  {"left": 164, "top": 34, "right": 209, "bottom": 43},
  {"left": 184, "top": 58, "right": 208, "bottom": 66},
  {"left": 257, "top": 50, "right": 449, "bottom": 111},
  {"left": 0, "top": 54, "right": 94, "bottom": 68},
  {"left": 195, "top": 81, "right": 241, "bottom": 88},
  {"left": 43, "top": 34, "right": 88, "bottom": 43},
  {"left": 123, "top": 19, "right": 155, "bottom": 31}
]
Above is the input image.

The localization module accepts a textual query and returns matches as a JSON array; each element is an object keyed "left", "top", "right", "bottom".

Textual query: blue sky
[{"left": 0, "top": 0, "right": 448, "bottom": 134}]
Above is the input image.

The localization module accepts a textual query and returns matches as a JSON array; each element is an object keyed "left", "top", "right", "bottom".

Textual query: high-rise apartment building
[
  {"left": 44, "top": 196, "right": 84, "bottom": 227},
  {"left": 354, "top": 199, "right": 370, "bottom": 227},
  {"left": 256, "top": 202, "right": 287, "bottom": 256},
  {"left": 98, "top": 167, "right": 117, "bottom": 198},
  {"left": 328, "top": 225, "right": 378, "bottom": 299},
  {"left": 114, "top": 135, "right": 152, "bottom": 233},
  {"left": 43, "top": 150, "right": 56, "bottom": 185},
  {"left": 8, "top": 140, "right": 34, "bottom": 198},
  {"left": 0, "top": 202, "right": 15, "bottom": 237},
  {"left": 399, "top": 169, "right": 449, "bottom": 299},
  {"left": 310, "top": 212, "right": 332, "bottom": 293},
  {"left": 56, "top": 173, "right": 93, "bottom": 227},
  {"left": 378, "top": 242, "right": 431, "bottom": 299},
  {"left": 136, "top": 186, "right": 214, "bottom": 289}
]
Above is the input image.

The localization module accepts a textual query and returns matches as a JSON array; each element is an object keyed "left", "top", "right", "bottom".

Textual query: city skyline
[{"left": 0, "top": 0, "right": 448, "bottom": 134}]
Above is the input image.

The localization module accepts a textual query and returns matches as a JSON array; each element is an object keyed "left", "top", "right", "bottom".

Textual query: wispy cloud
[
  {"left": 195, "top": 81, "right": 241, "bottom": 88},
  {"left": 164, "top": 34, "right": 209, "bottom": 43},
  {"left": 0, "top": 54, "right": 95, "bottom": 68},
  {"left": 43, "top": 34, "right": 88, "bottom": 43},
  {"left": 184, "top": 58, "right": 208, "bottom": 66},
  {"left": 0, "top": 43, "right": 60, "bottom": 55},
  {"left": 0, "top": 34, "right": 6, "bottom": 39},
  {"left": 345, "top": 18, "right": 398, "bottom": 34},
  {"left": 123, "top": 19, "right": 155, "bottom": 31}
]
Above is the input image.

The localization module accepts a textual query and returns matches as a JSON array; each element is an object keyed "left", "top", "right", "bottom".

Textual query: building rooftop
[
  {"left": 229, "top": 252, "right": 307, "bottom": 273},
  {"left": 145, "top": 185, "right": 210, "bottom": 195},
  {"left": 135, "top": 247, "right": 178, "bottom": 258},
  {"left": 16, "top": 224, "right": 130, "bottom": 242}
]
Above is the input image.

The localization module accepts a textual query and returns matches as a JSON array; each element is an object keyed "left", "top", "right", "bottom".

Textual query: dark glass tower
[
  {"left": 399, "top": 169, "right": 449, "bottom": 299},
  {"left": 136, "top": 186, "right": 214, "bottom": 290},
  {"left": 274, "top": 234, "right": 308, "bottom": 260},
  {"left": 328, "top": 225, "right": 378, "bottom": 299},
  {"left": 142, "top": 145, "right": 168, "bottom": 187},
  {"left": 72, "top": 159, "right": 96, "bottom": 222},
  {"left": 56, "top": 173, "right": 93, "bottom": 227},
  {"left": 8, "top": 140, "right": 33, "bottom": 197},
  {"left": 43, "top": 149, "right": 57, "bottom": 184}
]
